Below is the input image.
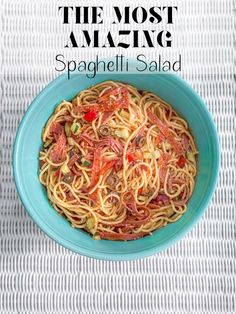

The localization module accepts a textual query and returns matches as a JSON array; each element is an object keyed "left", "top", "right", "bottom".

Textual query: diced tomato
[
  {"left": 138, "top": 188, "right": 143, "bottom": 194},
  {"left": 177, "top": 155, "right": 186, "bottom": 168},
  {"left": 127, "top": 152, "right": 136, "bottom": 163},
  {"left": 84, "top": 110, "right": 98, "bottom": 122},
  {"left": 127, "top": 150, "right": 142, "bottom": 163}
]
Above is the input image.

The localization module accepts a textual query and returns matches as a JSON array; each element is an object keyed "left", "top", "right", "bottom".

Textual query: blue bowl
[{"left": 13, "top": 71, "right": 220, "bottom": 261}]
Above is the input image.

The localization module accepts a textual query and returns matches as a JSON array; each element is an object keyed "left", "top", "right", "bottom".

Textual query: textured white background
[{"left": 0, "top": 0, "right": 235, "bottom": 313}]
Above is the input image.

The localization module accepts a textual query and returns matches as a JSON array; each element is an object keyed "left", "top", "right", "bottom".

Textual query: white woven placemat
[{"left": 0, "top": 0, "right": 235, "bottom": 313}]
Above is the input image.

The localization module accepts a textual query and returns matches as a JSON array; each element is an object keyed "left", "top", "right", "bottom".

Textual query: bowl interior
[{"left": 13, "top": 73, "right": 219, "bottom": 260}]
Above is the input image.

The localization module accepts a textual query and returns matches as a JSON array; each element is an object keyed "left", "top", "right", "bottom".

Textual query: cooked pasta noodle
[{"left": 39, "top": 81, "right": 198, "bottom": 241}]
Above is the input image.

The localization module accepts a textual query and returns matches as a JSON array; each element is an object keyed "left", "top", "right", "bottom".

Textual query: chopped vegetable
[
  {"left": 93, "top": 233, "right": 101, "bottom": 240},
  {"left": 127, "top": 150, "right": 143, "bottom": 163},
  {"left": 137, "top": 195, "right": 147, "bottom": 201},
  {"left": 119, "top": 109, "right": 129, "bottom": 119},
  {"left": 86, "top": 217, "right": 95, "bottom": 230},
  {"left": 127, "top": 152, "right": 136, "bottom": 163},
  {"left": 63, "top": 173, "right": 74, "bottom": 184},
  {"left": 163, "top": 141, "right": 171, "bottom": 150},
  {"left": 64, "top": 122, "right": 71, "bottom": 137},
  {"left": 143, "top": 150, "right": 160, "bottom": 159},
  {"left": 84, "top": 160, "right": 91, "bottom": 167},
  {"left": 177, "top": 155, "right": 186, "bottom": 168},
  {"left": 71, "top": 122, "right": 81, "bottom": 135},
  {"left": 81, "top": 158, "right": 91, "bottom": 167},
  {"left": 99, "top": 125, "right": 112, "bottom": 137},
  {"left": 84, "top": 110, "right": 98, "bottom": 122},
  {"left": 186, "top": 151, "right": 195, "bottom": 162},
  {"left": 67, "top": 137, "right": 74, "bottom": 146},
  {"left": 114, "top": 129, "right": 129, "bottom": 140},
  {"left": 61, "top": 164, "right": 70, "bottom": 175}
]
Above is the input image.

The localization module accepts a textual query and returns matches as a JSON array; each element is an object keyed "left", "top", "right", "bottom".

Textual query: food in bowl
[{"left": 39, "top": 81, "right": 198, "bottom": 241}]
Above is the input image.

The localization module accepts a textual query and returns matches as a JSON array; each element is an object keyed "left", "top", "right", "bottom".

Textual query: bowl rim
[{"left": 13, "top": 72, "right": 220, "bottom": 261}]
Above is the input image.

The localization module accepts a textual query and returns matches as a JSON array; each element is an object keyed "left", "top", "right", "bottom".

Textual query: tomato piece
[
  {"left": 177, "top": 155, "right": 186, "bottom": 168},
  {"left": 127, "top": 150, "right": 142, "bottom": 163},
  {"left": 127, "top": 152, "right": 136, "bottom": 163},
  {"left": 84, "top": 110, "right": 98, "bottom": 122}
]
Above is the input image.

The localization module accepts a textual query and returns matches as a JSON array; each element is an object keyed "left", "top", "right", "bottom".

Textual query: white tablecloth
[{"left": 0, "top": 0, "right": 235, "bottom": 313}]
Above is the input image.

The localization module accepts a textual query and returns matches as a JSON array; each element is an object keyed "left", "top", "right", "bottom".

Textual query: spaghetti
[{"left": 39, "top": 81, "right": 198, "bottom": 241}]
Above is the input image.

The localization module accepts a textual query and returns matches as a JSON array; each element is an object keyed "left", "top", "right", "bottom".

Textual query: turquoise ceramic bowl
[{"left": 13, "top": 72, "right": 220, "bottom": 261}]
